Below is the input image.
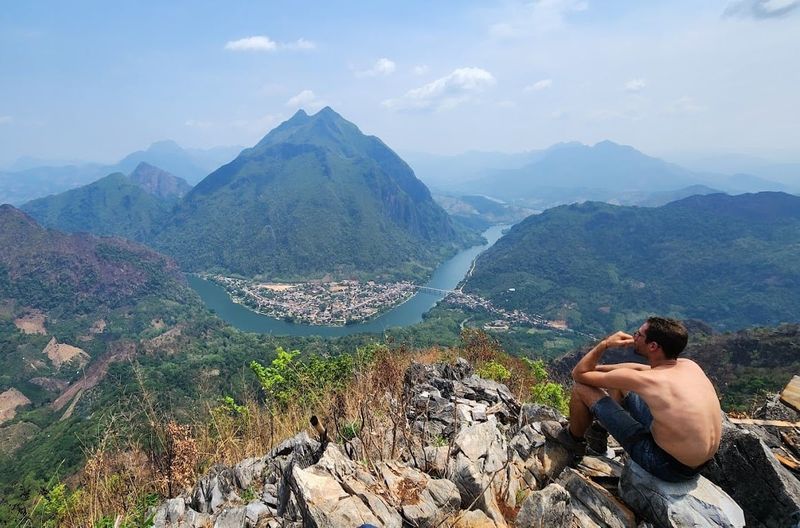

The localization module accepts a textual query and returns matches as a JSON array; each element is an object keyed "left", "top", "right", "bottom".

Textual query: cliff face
[{"left": 151, "top": 359, "right": 800, "bottom": 528}]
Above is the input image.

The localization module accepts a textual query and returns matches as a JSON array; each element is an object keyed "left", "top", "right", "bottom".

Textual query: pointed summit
[
  {"left": 156, "top": 108, "right": 468, "bottom": 279},
  {"left": 128, "top": 162, "right": 192, "bottom": 199}
]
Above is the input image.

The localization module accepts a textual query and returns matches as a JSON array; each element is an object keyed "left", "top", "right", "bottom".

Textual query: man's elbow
[{"left": 571, "top": 368, "right": 585, "bottom": 383}]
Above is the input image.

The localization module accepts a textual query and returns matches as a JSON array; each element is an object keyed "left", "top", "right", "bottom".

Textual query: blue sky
[{"left": 1, "top": 0, "right": 799, "bottom": 164}]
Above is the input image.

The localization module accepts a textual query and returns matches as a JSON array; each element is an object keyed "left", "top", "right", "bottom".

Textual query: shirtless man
[{"left": 547, "top": 317, "right": 722, "bottom": 482}]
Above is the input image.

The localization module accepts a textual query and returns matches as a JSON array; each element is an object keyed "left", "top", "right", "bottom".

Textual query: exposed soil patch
[
  {"left": 0, "top": 388, "right": 32, "bottom": 424},
  {"left": 52, "top": 341, "right": 136, "bottom": 412},
  {"left": 0, "top": 421, "right": 40, "bottom": 454},
  {"left": 14, "top": 311, "right": 47, "bottom": 335},
  {"left": 42, "top": 337, "right": 89, "bottom": 369},
  {"left": 151, "top": 318, "right": 166, "bottom": 330}
]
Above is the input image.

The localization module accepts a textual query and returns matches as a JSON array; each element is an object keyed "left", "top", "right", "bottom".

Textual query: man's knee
[{"left": 571, "top": 382, "right": 607, "bottom": 408}]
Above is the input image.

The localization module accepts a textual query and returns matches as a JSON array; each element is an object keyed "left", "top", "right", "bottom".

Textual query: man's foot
[
  {"left": 585, "top": 421, "right": 609, "bottom": 456},
  {"left": 541, "top": 421, "right": 586, "bottom": 458}
]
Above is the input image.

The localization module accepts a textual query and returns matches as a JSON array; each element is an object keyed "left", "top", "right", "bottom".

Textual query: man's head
[{"left": 634, "top": 317, "right": 688, "bottom": 360}]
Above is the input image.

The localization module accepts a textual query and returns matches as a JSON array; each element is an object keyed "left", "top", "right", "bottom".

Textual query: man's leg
[{"left": 568, "top": 382, "right": 608, "bottom": 438}]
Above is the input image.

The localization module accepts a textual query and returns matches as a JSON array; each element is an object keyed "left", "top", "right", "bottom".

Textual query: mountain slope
[
  {"left": 463, "top": 192, "right": 800, "bottom": 334},
  {"left": 0, "top": 204, "right": 185, "bottom": 313},
  {"left": 153, "top": 107, "right": 469, "bottom": 280},
  {"left": 127, "top": 162, "right": 192, "bottom": 200},
  {"left": 20, "top": 172, "right": 171, "bottom": 241}
]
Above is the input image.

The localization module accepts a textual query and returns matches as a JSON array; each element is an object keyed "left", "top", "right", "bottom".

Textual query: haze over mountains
[
  {"left": 0, "top": 141, "right": 240, "bottom": 205},
  {"left": 408, "top": 141, "right": 797, "bottom": 211}
]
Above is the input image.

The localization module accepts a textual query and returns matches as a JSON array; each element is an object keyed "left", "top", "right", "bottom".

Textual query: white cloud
[
  {"left": 724, "top": 0, "right": 800, "bottom": 19},
  {"left": 356, "top": 58, "right": 396, "bottom": 77},
  {"left": 488, "top": 0, "right": 589, "bottom": 39},
  {"left": 413, "top": 64, "right": 430, "bottom": 76},
  {"left": 625, "top": 78, "right": 647, "bottom": 92},
  {"left": 382, "top": 67, "right": 496, "bottom": 112},
  {"left": 525, "top": 79, "right": 553, "bottom": 91},
  {"left": 0, "top": 116, "right": 12, "bottom": 125},
  {"left": 225, "top": 36, "right": 317, "bottom": 52},
  {"left": 225, "top": 36, "right": 277, "bottom": 52},
  {"left": 286, "top": 90, "right": 325, "bottom": 110}
]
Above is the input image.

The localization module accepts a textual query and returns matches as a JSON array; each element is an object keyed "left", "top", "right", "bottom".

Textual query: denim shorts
[{"left": 591, "top": 392, "right": 703, "bottom": 482}]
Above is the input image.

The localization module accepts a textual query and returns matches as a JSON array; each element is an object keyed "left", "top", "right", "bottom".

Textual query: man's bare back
[{"left": 634, "top": 359, "right": 722, "bottom": 467}]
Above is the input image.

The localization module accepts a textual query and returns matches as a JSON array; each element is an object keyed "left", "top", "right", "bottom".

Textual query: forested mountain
[
  {"left": 152, "top": 107, "right": 472, "bottom": 280},
  {"left": 463, "top": 192, "right": 800, "bottom": 334},
  {"left": 21, "top": 171, "right": 173, "bottom": 241},
  {"left": 0, "top": 204, "right": 185, "bottom": 314}
]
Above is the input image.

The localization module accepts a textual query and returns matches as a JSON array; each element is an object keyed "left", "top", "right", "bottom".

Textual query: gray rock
[
  {"left": 516, "top": 483, "right": 571, "bottom": 528},
  {"left": 379, "top": 460, "right": 460, "bottom": 527},
  {"left": 234, "top": 457, "right": 266, "bottom": 490},
  {"left": 245, "top": 500, "right": 271, "bottom": 526},
  {"left": 213, "top": 506, "right": 246, "bottom": 528},
  {"left": 449, "top": 452, "right": 509, "bottom": 527},
  {"left": 556, "top": 467, "right": 636, "bottom": 528},
  {"left": 755, "top": 393, "right": 800, "bottom": 422},
  {"left": 619, "top": 460, "right": 745, "bottom": 528},
  {"left": 166, "top": 498, "right": 186, "bottom": 523},
  {"left": 191, "top": 466, "right": 241, "bottom": 514},
  {"left": 518, "top": 403, "right": 565, "bottom": 427},
  {"left": 509, "top": 424, "right": 545, "bottom": 461},
  {"left": 290, "top": 444, "right": 402, "bottom": 528},
  {"left": 703, "top": 417, "right": 800, "bottom": 528}
]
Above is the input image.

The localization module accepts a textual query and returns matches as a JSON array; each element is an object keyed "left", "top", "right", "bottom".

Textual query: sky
[{"left": 1, "top": 0, "right": 799, "bottom": 165}]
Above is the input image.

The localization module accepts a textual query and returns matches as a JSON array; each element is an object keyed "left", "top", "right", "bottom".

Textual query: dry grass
[{"left": 52, "top": 330, "right": 541, "bottom": 526}]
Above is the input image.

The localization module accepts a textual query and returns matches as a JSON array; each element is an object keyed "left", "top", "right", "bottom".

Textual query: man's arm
[
  {"left": 596, "top": 362, "right": 650, "bottom": 372},
  {"left": 572, "top": 331, "right": 646, "bottom": 391}
]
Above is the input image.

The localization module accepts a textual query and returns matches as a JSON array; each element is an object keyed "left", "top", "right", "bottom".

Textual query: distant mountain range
[
  {"left": 407, "top": 141, "right": 797, "bottom": 211},
  {"left": 21, "top": 108, "right": 473, "bottom": 281},
  {"left": 463, "top": 192, "right": 800, "bottom": 335},
  {"left": 0, "top": 142, "right": 240, "bottom": 205}
]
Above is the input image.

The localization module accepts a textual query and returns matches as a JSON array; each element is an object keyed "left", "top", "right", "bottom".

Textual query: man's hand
[
  {"left": 602, "top": 331, "right": 634, "bottom": 350},
  {"left": 573, "top": 330, "right": 635, "bottom": 383}
]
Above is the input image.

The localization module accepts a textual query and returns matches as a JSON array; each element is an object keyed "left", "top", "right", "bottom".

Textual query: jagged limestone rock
[
  {"left": 212, "top": 506, "right": 246, "bottom": 528},
  {"left": 379, "top": 460, "right": 460, "bottom": 527},
  {"left": 619, "top": 460, "right": 744, "bottom": 528},
  {"left": 290, "top": 444, "right": 402, "bottom": 528},
  {"left": 702, "top": 417, "right": 800, "bottom": 528},
  {"left": 518, "top": 402, "right": 565, "bottom": 427},
  {"left": 454, "top": 509, "right": 500, "bottom": 527},
  {"left": 191, "top": 466, "right": 241, "bottom": 514},
  {"left": 515, "top": 483, "right": 571, "bottom": 528},
  {"left": 244, "top": 500, "right": 271, "bottom": 525},
  {"left": 234, "top": 457, "right": 266, "bottom": 490},
  {"left": 557, "top": 467, "right": 636, "bottom": 528}
]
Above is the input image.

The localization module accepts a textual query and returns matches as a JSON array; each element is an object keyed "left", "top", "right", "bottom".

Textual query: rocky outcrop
[
  {"left": 152, "top": 359, "right": 800, "bottom": 528},
  {"left": 620, "top": 460, "right": 744, "bottom": 527},
  {"left": 702, "top": 416, "right": 800, "bottom": 528}
]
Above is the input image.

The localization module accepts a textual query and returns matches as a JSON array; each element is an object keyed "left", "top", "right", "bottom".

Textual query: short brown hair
[{"left": 645, "top": 317, "right": 688, "bottom": 359}]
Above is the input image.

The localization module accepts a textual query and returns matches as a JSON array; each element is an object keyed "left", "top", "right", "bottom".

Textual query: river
[{"left": 187, "top": 224, "right": 507, "bottom": 336}]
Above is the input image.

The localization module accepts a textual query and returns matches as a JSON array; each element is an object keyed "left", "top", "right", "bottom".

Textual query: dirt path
[{"left": 51, "top": 342, "right": 136, "bottom": 412}]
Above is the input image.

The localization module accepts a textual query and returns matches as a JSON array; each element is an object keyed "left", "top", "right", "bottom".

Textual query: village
[{"left": 209, "top": 275, "right": 417, "bottom": 326}]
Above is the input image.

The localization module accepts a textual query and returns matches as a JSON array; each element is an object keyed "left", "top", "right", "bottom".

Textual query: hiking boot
[
  {"left": 585, "top": 421, "right": 609, "bottom": 456},
  {"left": 541, "top": 421, "right": 586, "bottom": 458}
]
